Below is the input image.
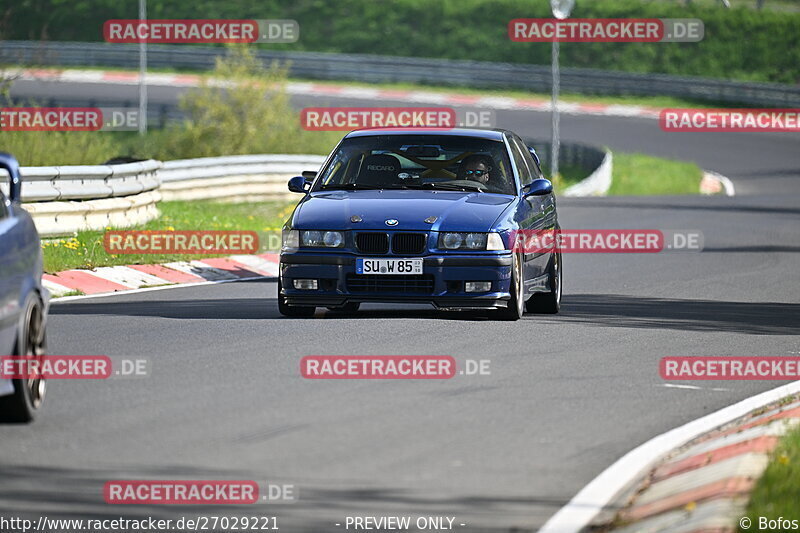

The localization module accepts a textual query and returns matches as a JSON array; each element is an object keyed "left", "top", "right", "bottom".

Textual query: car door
[
  {"left": 506, "top": 135, "right": 552, "bottom": 283},
  {"left": 0, "top": 188, "right": 22, "bottom": 394}
]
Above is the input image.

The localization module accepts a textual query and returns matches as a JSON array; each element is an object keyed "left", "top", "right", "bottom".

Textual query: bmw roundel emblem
[{"left": 385, "top": 219, "right": 398, "bottom": 226}]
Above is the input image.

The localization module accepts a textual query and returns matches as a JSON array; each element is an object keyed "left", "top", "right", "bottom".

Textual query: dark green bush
[{"left": 3, "top": 0, "right": 799, "bottom": 82}]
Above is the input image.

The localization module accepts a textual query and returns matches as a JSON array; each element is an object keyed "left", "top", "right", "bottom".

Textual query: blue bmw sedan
[{"left": 278, "top": 128, "right": 561, "bottom": 320}]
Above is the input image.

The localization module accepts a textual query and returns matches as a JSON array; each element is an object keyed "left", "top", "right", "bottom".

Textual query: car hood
[{"left": 293, "top": 190, "right": 514, "bottom": 232}]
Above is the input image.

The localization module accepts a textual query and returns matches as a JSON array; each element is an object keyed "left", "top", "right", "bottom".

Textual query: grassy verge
[
  {"left": 42, "top": 200, "right": 293, "bottom": 273},
  {"left": 610, "top": 152, "right": 703, "bottom": 196},
  {"left": 739, "top": 411, "right": 800, "bottom": 531}
]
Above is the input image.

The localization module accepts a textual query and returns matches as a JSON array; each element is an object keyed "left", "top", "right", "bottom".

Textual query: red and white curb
[
  {"left": 609, "top": 401, "right": 800, "bottom": 533},
  {"left": 42, "top": 253, "right": 280, "bottom": 298},
  {"left": 18, "top": 68, "right": 663, "bottom": 121},
  {"left": 540, "top": 381, "right": 800, "bottom": 533}
]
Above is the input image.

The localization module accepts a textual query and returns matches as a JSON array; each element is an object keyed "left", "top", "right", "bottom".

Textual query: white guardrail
[
  {"left": 0, "top": 155, "right": 326, "bottom": 237},
  {"left": 159, "top": 154, "right": 327, "bottom": 202},
  {"left": 2, "top": 150, "right": 608, "bottom": 238},
  {"left": 563, "top": 150, "right": 612, "bottom": 197}
]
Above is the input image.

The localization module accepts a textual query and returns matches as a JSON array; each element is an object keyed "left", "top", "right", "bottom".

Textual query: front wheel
[
  {"left": 0, "top": 293, "right": 47, "bottom": 423},
  {"left": 277, "top": 279, "right": 315, "bottom": 318},
  {"left": 494, "top": 252, "right": 524, "bottom": 321},
  {"left": 526, "top": 251, "right": 561, "bottom": 314}
]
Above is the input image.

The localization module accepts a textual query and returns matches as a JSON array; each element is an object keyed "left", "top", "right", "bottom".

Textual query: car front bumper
[{"left": 280, "top": 252, "right": 514, "bottom": 310}]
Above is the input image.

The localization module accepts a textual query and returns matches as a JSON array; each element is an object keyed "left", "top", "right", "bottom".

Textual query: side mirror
[
  {"left": 522, "top": 178, "right": 553, "bottom": 197},
  {"left": 302, "top": 170, "right": 317, "bottom": 180},
  {"left": 527, "top": 146, "right": 541, "bottom": 167},
  {"left": 288, "top": 175, "right": 310, "bottom": 193},
  {"left": 0, "top": 152, "right": 22, "bottom": 203}
]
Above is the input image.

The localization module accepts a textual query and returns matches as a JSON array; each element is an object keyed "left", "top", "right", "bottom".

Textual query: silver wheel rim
[
  {"left": 554, "top": 253, "right": 561, "bottom": 304},
  {"left": 515, "top": 253, "right": 524, "bottom": 315},
  {"left": 25, "top": 303, "right": 46, "bottom": 408}
]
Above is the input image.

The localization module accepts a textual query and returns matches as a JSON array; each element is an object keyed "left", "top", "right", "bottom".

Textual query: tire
[
  {"left": 277, "top": 278, "right": 315, "bottom": 317},
  {"left": 526, "top": 251, "right": 561, "bottom": 314},
  {"left": 494, "top": 252, "right": 524, "bottom": 321},
  {"left": 0, "top": 293, "right": 47, "bottom": 423},
  {"left": 327, "top": 302, "right": 360, "bottom": 315}
]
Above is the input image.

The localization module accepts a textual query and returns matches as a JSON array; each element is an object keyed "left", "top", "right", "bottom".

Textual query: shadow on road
[
  {"left": 561, "top": 197, "right": 800, "bottom": 216},
  {"left": 51, "top": 297, "right": 280, "bottom": 320},
  {"left": 50, "top": 291, "right": 798, "bottom": 334},
  {"left": 560, "top": 294, "right": 799, "bottom": 335},
  {"left": 0, "top": 464, "right": 564, "bottom": 532}
]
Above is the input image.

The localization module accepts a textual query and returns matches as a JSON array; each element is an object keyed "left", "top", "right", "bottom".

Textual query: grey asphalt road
[{"left": 1, "top": 78, "right": 799, "bottom": 532}]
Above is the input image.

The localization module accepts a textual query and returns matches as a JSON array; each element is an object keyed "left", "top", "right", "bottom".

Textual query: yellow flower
[
  {"left": 684, "top": 501, "right": 697, "bottom": 512},
  {"left": 166, "top": 226, "right": 175, "bottom": 231},
  {"left": 778, "top": 453, "right": 790, "bottom": 465}
]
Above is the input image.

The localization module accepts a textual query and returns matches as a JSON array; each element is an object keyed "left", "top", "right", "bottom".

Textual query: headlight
[
  {"left": 464, "top": 233, "right": 486, "bottom": 250},
  {"left": 442, "top": 233, "right": 464, "bottom": 249},
  {"left": 300, "top": 230, "right": 344, "bottom": 248},
  {"left": 323, "top": 231, "right": 343, "bottom": 247},
  {"left": 439, "top": 232, "right": 504, "bottom": 251},
  {"left": 282, "top": 229, "right": 299, "bottom": 251}
]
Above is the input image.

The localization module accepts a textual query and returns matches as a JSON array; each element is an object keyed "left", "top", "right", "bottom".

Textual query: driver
[{"left": 456, "top": 154, "right": 493, "bottom": 186}]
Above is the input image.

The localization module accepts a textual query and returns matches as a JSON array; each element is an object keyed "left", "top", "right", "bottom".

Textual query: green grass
[
  {"left": 42, "top": 200, "right": 294, "bottom": 273},
  {"left": 58, "top": 289, "right": 85, "bottom": 297},
  {"left": 739, "top": 416, "right": 800, "bottom": 532},
  {"left": 610, "top": 152, "right": 703, "bottom": 195}
]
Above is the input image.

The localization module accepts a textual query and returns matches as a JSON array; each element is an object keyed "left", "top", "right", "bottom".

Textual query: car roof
[{"left": 343, "top": 128, "right": 509, "bottom": 141}]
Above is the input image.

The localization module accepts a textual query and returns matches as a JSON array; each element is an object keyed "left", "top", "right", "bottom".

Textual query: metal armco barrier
[
  {"left": 7, "top": 160, "right": 161, "bottom": 203},
  {"left": 158, "top": 154, "right": 328, "bottom": 202},
  {"left": 525, "top": 137, "right": 612, "bottom": 197},
  {"left": 0, "top": 155, "right": 326, "bottom": 237},
  {"left": 3, "top": 41, "right": 800, "bottom": 107}
]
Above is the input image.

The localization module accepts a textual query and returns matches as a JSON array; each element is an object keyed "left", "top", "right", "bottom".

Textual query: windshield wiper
[{"left": 421, "top": 182, "right": 484, "bottom": 192}]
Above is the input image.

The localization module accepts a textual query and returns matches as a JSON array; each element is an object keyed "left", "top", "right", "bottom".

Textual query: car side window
[
  {"left": 515, "top": 136, "right": 544, "bottom": 180},
  {"left": 0, "top": 190, "right": 8, "bottom": 219},
  {"left": 507, "top": 136, "right": 533, "bottom": 186}
]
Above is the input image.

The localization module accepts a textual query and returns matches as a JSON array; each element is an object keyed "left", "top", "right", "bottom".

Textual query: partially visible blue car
[
  {"left": 278, "top": 128, "right": 562, "bottom": 320},
  {"left": 0, "top": 153, "right": 48, "bottom": 422}
]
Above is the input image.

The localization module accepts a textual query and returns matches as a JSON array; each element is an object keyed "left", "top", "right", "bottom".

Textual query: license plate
[{"left": 356, "top": 258, "right": 423, "bottom": 275}]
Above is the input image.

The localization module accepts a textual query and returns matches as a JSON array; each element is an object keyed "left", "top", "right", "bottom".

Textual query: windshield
[{"left": 313, "top": 134, "right": 516, "bottom": 195}]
